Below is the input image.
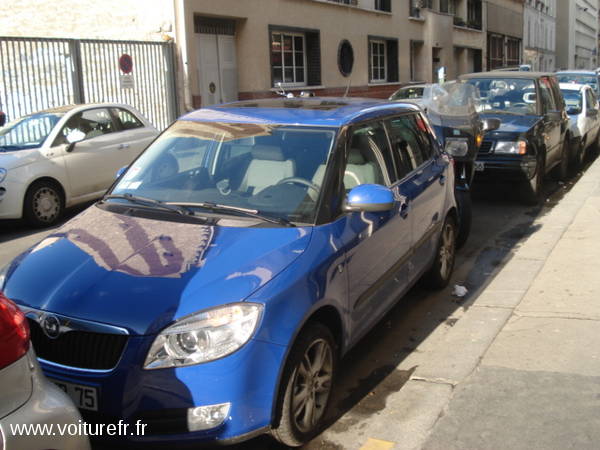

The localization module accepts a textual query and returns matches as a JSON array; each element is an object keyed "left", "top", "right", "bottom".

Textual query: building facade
[
  {"left": 523, "top": 0, "right": 556, "bottom": 71},
  {"left": 556, "top": 0, "right": 599, "bottom": 70},
  {"left": 486, "top": 0, "right": 525, "bottom": 70},
  {"left": 2, "top": 0, "right": 490, "bottom": 112}
]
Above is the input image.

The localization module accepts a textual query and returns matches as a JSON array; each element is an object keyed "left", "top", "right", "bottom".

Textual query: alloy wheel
[
  {"left": 291, "top": 338, "right": 333, "bottom": 434},
  {"left": 439, "top": 221, "right": 455, "bottom": 281},
  {"left": 32, "top": 187, "right": 60, "bottom": 223}
]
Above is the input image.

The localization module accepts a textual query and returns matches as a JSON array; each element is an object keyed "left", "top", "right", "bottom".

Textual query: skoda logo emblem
[{"left": 41, "top": 314, "right": 61, "bottom": 339}]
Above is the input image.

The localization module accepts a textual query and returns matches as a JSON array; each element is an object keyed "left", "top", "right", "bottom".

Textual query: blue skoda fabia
[{"left": 1, "top": 98, "right": 457, "bottom": 446}]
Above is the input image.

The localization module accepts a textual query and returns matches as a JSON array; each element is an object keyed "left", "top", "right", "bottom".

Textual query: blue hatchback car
[{"left": 1, "top": 98, "right": 457, "bottom": 446}]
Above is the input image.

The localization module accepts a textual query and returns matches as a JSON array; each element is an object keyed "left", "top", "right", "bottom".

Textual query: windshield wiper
[
  {"left": 102, "top": 194, "right": 195, "bottom": 216},
  {"left": 0, "top": 145, "right": 25, "bottom": 151},
  {"left": 171, "top": 201, "right": 296, "bottom": 227}
]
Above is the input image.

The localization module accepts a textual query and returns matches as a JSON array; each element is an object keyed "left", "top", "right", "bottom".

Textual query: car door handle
[
  {"left": 399, "top": 201, "right": 409, "bottom": 219},
  {"left": 118, "top": 143, "right": 130, "bottom": 150}
]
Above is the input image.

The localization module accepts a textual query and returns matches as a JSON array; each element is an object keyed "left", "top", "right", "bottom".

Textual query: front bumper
[
  {"left": 0, "top": 350, "right": 91, "bottom": 450},
  {"left": 0, "top": 177, "right": 26, "bottom": 219},
  {"left": 474, "top": 153, "right": 538, "bottom": 183},
  {"left": 38, "top": 335, "right": 287, "bottom": 445}
]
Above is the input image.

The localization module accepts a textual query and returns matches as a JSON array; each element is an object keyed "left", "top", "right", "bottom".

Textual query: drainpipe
[{"left": 176, "top": 0, "right": 194, "bottom": 112}]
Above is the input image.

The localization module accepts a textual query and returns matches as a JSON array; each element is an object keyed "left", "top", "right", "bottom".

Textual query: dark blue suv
[{"left": 2, "top": 98, "right": 457, "bottom": 446}]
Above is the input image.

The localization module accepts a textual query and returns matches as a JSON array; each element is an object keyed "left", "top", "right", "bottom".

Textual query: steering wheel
[{"left": 276, "top": 177, "right": 321, "bottom": 194}]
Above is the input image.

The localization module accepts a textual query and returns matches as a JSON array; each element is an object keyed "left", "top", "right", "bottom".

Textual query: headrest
[
  {"left": 348, "top": 148, "right": 366, "bottom": 165},
  {"left": 251, "top": 145, "right": 285, "bottom": 161}
]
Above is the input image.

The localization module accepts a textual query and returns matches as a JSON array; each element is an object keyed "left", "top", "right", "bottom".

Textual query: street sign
[
  {"left": 119, "top": 54, "right": 133, "bottom": 74},
  {"left": 120, "top": 75, "right": 135, "bottom": 89}
]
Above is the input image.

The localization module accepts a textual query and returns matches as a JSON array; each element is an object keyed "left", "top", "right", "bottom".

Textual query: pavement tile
[
  {"left": 422, "top": 366, "right": 600, "bottom": 450},
  {"left": 482, "top": 316, "right": 600, "bottom": 376}
]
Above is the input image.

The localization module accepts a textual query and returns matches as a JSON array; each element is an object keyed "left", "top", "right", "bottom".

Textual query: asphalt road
[{"left": 0, "top": 157, "right": 593, "bottom": 450}]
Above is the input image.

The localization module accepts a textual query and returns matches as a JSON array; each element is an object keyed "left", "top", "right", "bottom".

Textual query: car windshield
[
  {"left": 557, "top": 74, "right": 598, "bottom": 91},
  {"left": 0, "top": 112, "right": 64, "bottom": 151},
  {"left": 561, "top": 90, "right": 583, "bottom": 112},
  {"left": 110, "top": 121, "right": 338, "bottom": 224},
  {"left": 390, "top": 87, "right": 424, "bottom": 100},
  {"left": 464, "top": 78, "right": 537, "bottom": 115}
]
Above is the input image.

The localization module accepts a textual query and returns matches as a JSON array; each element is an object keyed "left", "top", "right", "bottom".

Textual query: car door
[
  {"left": 387, "top": 113, "right": 448, "bottom": 279},
  {"left": 53, "top": 107, "right": 122, "bottom": 198},
  {"left": 538, "top": 77, "right": 562, "bottom": 170},
  {"left": 110, "top": 107, "right": 157, "bottom": 165},
  {"left": 342, "top": 120, "right": 412, "bottom": 343}
]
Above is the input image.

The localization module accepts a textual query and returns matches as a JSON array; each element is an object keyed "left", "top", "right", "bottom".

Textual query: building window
[
  {"left": 370, "top": 40, "right": 387, "bottom": 82},
  {"left": 369, "top": 38, "right": 398, "bottom": 83},
  {"left": 467, "top": 0, "right": 482, "bottom": 30},
  {"left": 374, "top": 0, "right": 391, "bottom": 12},
  {"left": 271, "top": 32, "right": 306, "bottom": 86},
  {"left": 270, "top": 27, "right": 321, "bottom": 87},
  {"left": 506, "top": 38, "right": 521, "bottom": 67},
  {"left": 488, "top": 34, "right": 504, "bottom": 70},
  {"left": 440, "top": 0, "right": 455, "bottom": 14}
]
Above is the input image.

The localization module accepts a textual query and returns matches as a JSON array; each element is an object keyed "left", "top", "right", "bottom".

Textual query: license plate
[
  {"left": 50, "top": 379, "right": 98, "bottom": 411},
  {"left": 474, "top": 161, "right": 485, "bottom": 172}
]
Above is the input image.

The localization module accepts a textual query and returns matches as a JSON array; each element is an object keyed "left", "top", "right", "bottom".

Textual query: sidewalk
[{"left": 355, "top": 157, "right": 600, "bottom": 450}]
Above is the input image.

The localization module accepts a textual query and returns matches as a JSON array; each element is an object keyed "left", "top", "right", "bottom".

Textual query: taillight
[{"left": 0, "top": 292, "right": 30, "bottom": 370}]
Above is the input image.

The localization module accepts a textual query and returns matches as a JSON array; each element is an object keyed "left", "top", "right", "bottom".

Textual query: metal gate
[{"left": 0, "top": 36, "right": 177, "bottom": 130}]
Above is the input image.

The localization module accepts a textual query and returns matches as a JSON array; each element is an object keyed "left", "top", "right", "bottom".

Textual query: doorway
[{"left": 195, "top": 17, "right": 238, "bottom": 107}]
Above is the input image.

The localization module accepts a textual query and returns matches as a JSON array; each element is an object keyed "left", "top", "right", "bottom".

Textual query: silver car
[{"left": 0, "top": 293, "right": 90, "bottom": 450}]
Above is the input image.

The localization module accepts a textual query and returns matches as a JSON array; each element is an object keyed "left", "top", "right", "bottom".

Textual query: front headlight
[
  {"left": 445, "top": 138, "right": 469, "bottom": 157},
  {"left": 144, "top": 303, "right": 263, "bottom": 370},
  {"left": 494, "top": 140, "right": 527, "bottom": 155},
  {"left": 0, "top": 168, "right": 6, "bottom": 183}
]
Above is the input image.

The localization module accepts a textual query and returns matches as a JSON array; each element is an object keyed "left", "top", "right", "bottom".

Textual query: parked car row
[{"left": 1, "top": 66, "right": 599, "bottom": 449}]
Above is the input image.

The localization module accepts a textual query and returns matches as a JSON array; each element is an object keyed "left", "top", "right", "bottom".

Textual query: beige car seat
[{"left": 239, "top": 144, "right": 295, "bottom": 194}]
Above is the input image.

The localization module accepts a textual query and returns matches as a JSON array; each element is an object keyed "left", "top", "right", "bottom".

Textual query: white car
[
  {"left": 0, "top": 292, "right": 90, "bottom": 450},
  {"left": 559, "top": 83, "right": 600, "bottom": 168},
  {"left": 0, "top": 104, "right": 158, "bottom": 226}
]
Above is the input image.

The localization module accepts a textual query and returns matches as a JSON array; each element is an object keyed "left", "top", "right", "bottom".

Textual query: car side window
[
  {"left": 586, "top": 90, "right": 597, "bottom": 110},
  {"left": 53, "top": 108, "right": 116, "bottom": 146},
  {"left": 539, "top": 78, "right": 556, "bottom": 114},
  {"left": 386, "top": 114, "right": 432, "bottom": 179},
  {"left": 112, "top": 108, "right": 144, "bottom": 130},
  {"left": 344, "top": 122, "right": 394, "bottom": 190}
]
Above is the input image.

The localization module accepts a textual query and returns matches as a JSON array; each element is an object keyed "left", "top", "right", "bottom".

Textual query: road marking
[{"left": 360, "top": 438, "right": 395, "bottom": 450}]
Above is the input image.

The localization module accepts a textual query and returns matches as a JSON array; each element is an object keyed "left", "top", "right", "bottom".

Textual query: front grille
[
  {"left": 479, "top": 140, "right": 494, "bottom": 154},
  {"left": 28, "top": 318, "right": 128, "bottom": 370}
]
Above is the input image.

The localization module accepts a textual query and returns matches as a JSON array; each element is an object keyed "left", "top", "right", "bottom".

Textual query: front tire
[
  {"left": 424, "top": 214, "right": 457, "bottom": 289},
  {"left": 272, "top": 323, "right": 337, "bottom": 447},
  {"left": 551, "top": 137, "right": 569, "bottom": 181},
  {"left": 521, "top": 153, "right": 545, "bottom": 205},
  {"left": 23, "top": 180, "right": 64, "bottom": 227}
]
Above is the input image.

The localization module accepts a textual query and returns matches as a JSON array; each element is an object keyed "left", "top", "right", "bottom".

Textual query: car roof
[
  {"left": 30, "top": 103, "right": 138, "bottom": 115},
  {"left": 460, "top": 71, "right": 556, "bottom": 80},
  {"left": 180, "top": 97, "right": 421, "bottom": 127},
  {"left": 556, "top": 70, "right": 598, "bottom": 75},
  {"left": 559, "top": 83, "right": 587, "bottom": 91}
]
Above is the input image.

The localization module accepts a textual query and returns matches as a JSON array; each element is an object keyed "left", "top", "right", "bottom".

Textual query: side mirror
[
  {"left": 0, "top": 111, "right": 6, "bottom": 127},
  {"left": 116, "top": 166, "right": 128, "bottom": 179},
  {"left": 481, "top": 118, "right": 501, "bottom": 133},
  {"left": 343, "top": 184, "right": 394, "bottom": 213},
  {"left": 65, "top": 129, "right": 85, "bottom": 152}
]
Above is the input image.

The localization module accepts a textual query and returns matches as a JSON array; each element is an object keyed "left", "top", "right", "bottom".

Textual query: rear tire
[
  {"left": 455, "top": 190, "right": 472, "bottom": 250},
  {"left": 23, "top": 180, "right": 64, "bottom": 227},
  {"left": 424, "top": 214, "right": 456, "bottom": 289},
  {"left": 272, "top": 323, "right": 338, "bottom": 447}
]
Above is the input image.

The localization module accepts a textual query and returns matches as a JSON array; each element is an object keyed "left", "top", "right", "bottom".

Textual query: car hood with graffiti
[{"left": 3, "top": 206, "right": 312, "bottom": 335}]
